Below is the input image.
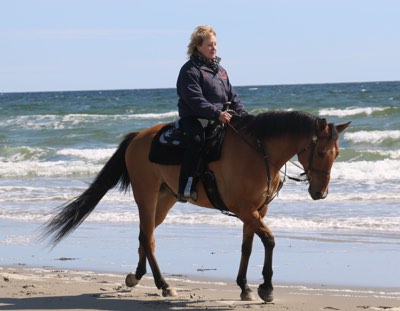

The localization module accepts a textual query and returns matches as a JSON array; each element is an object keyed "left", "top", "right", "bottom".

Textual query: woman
[{"left": 176, "top": 25, "right": 247, "bottom": 202}]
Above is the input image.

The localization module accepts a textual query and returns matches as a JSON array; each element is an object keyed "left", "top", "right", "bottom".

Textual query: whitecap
[
  {"left": 319, "top": 107, "right": 389, "bottom": 117},
  {"left": 344, "top": 130, "right": 400, "bottom": 144},
  {"left": 56, "top": 148, "right": 115, "bottom": 161}
]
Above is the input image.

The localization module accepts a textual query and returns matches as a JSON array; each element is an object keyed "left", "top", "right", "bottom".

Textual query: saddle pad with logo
[{"left": 148, "top": 123, "right": 226, "bottom": 165}]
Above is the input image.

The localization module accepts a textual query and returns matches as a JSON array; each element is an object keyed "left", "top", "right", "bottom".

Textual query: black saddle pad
[{"left": 148, "top": 122, "right": 226, "bottom": 165}]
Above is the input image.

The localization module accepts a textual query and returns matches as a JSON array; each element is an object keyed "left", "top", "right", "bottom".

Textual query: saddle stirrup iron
[{"left": 183, "top": 177, "right": 193, "bottom": 197}]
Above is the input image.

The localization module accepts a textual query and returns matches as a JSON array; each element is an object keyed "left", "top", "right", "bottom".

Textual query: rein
[{"left": 227, "top": 123, "right": 284, "bottom": 210}]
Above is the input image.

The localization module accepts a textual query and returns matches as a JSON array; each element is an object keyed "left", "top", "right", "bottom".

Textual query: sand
[{"left": 0, "top": 266, "right": 399, "bottom": 311}]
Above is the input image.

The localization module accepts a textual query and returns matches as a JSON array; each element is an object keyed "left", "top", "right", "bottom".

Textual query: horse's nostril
[
  {"left": 312, "top": 191, "right": 328, "bottom": 200},
  {"left": 309, "top": 190, "right": 322, "bottom": 200},
  {"left": 313, "top": 192, "right": 322, "bottom": 200}
]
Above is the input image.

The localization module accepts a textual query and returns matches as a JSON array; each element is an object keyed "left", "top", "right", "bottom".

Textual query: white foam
[
  {"left": 344, "top": 130, "right": 400, "bottom": 144},
  {"left": 362, "top": 149, "right": 400, "bottom": 159},
  {"left": 319, "top": 106, "right": 389, "bottom": 117},
  {"left": 0, "top": 146, "right": 52, "bottom": 162},
  {"left": 0, "top": 235, "right": 32, "bottom": 245},
  {"left": 0, "top": 160, "right": 102, "bottom": 178},
  {"left": 276, "top": 285, "right": 400, "bottom": 300},
  {"left": 332, "top": 159, "right": 400, "bottom": 181},
  {"left": 276, "top": 191, "right": 400, "bottom": 201},
  {"left": 4, "top": 112, "right": 178, "bottom": 130},
  {"left": 126, "top": 111, "right": 178, "bottom": 119},
  {"left": 268, "top": 216, "right": 400, "bottom": 232},
  {"left": 3, "top": 208, "right": 398, "bottom": 233},
  {"left": 285, "top": 159, "right": 400, "bottom": 182},
  {"left": 1, "top": 146, "right": 115, "bottom": 163},
  {"left": 56, "top": 148, "right": 115, "bottom": 161},
  {"left": 1, "top": 158, "right": 399, "bottom": 191}
]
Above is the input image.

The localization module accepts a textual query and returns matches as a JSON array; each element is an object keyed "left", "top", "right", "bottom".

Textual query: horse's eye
[{"left": 317, "top": 151, "right": 326, "bottom": 158}]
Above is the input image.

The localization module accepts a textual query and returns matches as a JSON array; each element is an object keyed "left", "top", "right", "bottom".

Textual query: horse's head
[{"left": 297, "top": 118, "right": 350, "bottom": 200}]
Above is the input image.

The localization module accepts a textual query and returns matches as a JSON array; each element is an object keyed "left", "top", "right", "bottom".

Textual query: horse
[{"left": 42, "top": 110, "right": 350, "bottom": 302}]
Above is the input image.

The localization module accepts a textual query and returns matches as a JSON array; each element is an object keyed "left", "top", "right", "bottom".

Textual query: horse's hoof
[
  {"left": 240, "top": 290, "right": 257, "bottom": 301},
  {"left": 125, "top": 273, "right": 139, "bottom": 287},
  {"left": 162, "top": 287, "right": 178, "bottom": 298},
  {"left": 258, "top": 286, "right": 273, "bottom": 302}
]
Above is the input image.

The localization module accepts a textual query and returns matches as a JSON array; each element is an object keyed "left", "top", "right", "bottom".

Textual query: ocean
[{"left": 1, "top": 81, "right": 399, "bottom": 288}]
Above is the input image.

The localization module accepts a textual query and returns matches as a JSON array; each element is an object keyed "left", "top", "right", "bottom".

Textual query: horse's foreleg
[
  {"left": 239, "top": 209, "right": 275, "bottom": 302},
  {"left": 256, "top": 228, "right": 275, "bottom": 303},
  {"left": 254, "top": 207, "right": 274, "bottom": 302},
  {"left": 236, "top": 224, "right": 256, "bottom": 301}
]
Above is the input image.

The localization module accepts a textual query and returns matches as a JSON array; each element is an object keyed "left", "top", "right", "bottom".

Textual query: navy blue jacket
[{"left": 177, "top": 59, "right": 246, "bottom": 120}]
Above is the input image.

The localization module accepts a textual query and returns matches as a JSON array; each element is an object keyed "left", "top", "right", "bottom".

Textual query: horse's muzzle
[{"left": 309, "top": 188, "right": 328, "bottom": 200}]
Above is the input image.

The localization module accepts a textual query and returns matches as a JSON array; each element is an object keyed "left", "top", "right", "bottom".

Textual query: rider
[{"left": 176, "top": 25, "right": 248, "bottom": 202}]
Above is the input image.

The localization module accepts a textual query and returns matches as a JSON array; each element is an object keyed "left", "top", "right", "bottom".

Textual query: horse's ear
[
  {"left": 318, "top": 118, "right": 328, "bottom": 131},
  {"left": 335, "top": 121, "right": 351, "bottom": 133}
]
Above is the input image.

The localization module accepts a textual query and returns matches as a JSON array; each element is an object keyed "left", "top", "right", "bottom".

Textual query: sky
[{"left": 1, "top": 0, "right": 400, "bottom": 93}]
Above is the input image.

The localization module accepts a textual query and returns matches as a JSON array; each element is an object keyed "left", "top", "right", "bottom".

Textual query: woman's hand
[{"left": 218, "top": 111, "right": 232, "bottom": 124}]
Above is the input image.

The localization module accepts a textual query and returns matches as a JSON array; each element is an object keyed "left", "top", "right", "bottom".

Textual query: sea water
[{"left": 0, "top": 82, "right": 399, "bottom": 288}]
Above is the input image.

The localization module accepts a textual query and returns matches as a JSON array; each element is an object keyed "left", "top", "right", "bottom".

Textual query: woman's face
[{"left": 197, "top": 35, "right": 217, "bottom": 60}]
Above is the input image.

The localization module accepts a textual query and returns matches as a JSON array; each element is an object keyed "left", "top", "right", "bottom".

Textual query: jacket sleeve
[
  {"left": 226, "top": 77, "right": 248, "bottom": 116},
  {"left": 177, "top": 67, "right": 221, "bottom": 120}
]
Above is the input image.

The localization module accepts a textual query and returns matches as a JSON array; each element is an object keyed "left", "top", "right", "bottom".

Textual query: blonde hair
[{"left": 187, "top": 25, "right": 216, "bottom": 57}]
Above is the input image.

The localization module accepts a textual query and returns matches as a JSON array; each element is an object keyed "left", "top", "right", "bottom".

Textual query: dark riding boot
[{"left": 177, "top": 117, "right": 204, "bottom": 203}]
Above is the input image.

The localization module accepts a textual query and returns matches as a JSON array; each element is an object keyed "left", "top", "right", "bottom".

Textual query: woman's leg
[{"left": 178, "top": 117, "right": 205, "bottom": 201}]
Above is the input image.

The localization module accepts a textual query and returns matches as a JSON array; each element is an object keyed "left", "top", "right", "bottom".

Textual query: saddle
[
  {"left": 148, "top": 119, "right": 230, "bottom": 213},
  {"left": 149, "top": 119, "right": 225, "bottom": 165}
]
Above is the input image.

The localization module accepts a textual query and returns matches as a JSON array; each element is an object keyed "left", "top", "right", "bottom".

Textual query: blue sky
[{"left": 1, "top": 0, "right": 399, "bottom": 92}]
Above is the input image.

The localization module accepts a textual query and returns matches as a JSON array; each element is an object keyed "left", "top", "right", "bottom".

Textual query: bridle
[{"left": 296, "top": 122, "right": 336, "bottom": 179}]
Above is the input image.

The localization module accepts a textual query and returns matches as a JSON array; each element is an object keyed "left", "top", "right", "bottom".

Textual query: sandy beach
[{"left": 1, "top": 266, "right": 399, "bottom": 311}]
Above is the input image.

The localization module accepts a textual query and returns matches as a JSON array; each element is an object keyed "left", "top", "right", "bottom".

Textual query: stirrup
[
  {"left": 177, "top": 194, "right": 189, "bottom": 203},
  {"left": 183, "top": 177, "right": 193, "bottom": 198},
  {"left": 177, "top": 177, "right": 198, "bottom": 202}
]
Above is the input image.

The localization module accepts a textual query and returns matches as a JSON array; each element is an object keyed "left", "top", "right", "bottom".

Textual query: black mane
[{"left": 232, "top": 110, "right": 317, "bottom": 139}]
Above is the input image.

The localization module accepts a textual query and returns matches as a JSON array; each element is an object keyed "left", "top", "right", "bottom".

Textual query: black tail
[{"left": 42, "top": 132, "right": 138, "bottom": 246}]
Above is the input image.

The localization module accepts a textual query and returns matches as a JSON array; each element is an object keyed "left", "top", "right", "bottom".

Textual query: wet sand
[{"left": 1, "top": 266, "right": 399, "bottom": 311}]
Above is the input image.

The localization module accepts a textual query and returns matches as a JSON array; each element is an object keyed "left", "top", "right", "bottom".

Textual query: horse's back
[{"left": 125, "top": 123, "right": 166, "bottom": 175}]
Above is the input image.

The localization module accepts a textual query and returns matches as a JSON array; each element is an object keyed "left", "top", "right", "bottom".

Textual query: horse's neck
[
  {"left": 225, "top": 128, "right": 310, "bottom": 174},
  {"left": 264, "top": 135, "right": 309, "bottom": 171}
]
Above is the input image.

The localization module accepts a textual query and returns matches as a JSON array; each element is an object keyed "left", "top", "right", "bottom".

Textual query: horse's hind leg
[
  {"left": 125, "top": 232, "right": 146, "bottom": 287},
  {"left": 126, "top": 183, "right": 177, "bottom": 297}
]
